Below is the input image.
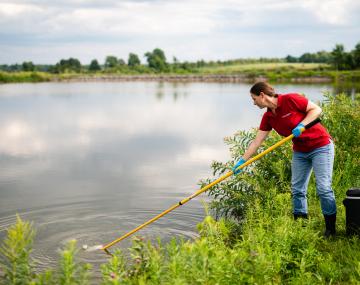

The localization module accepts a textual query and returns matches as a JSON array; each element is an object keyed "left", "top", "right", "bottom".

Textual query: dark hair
[{"left": 250, "top": 82, "right": 276, "bottom": 97}]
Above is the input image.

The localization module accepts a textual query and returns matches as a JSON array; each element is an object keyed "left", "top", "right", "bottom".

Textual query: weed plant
[
  {"left": 0, "top": 93, "right": 359, "bottom": 284},
  {"left": 0, "top": 72, "right": 52, "bottom": 83}
]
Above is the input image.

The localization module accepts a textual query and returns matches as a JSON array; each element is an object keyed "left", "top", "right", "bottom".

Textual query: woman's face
[{"left": 251, "top": 93, "right": 266, "bottom": 109}]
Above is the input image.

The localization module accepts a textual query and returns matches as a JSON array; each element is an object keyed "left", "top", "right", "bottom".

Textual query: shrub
[
  {"left": 0, "top": 215, "right": 35, "bottom": 285},
  {"left": 58, "top": 240, "right": 92, "bottom": 285},
  {"left": 204, "top": 93, "right": 360, "bottom": 220},
  {"left": 0, "top": 216, "right": 91, "bottom": 284}
]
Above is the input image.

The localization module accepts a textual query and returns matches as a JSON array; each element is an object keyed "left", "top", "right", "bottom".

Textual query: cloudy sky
[{"left": 0, "top": 0, "right": 359, "bottom": 64}]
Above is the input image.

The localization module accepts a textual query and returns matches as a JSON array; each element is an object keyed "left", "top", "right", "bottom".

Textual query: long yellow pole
[{"left": 102, "top": 119, "right": 320, "bottom": 253}]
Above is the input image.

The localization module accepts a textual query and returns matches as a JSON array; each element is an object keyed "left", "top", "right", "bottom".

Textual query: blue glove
[
  {"left": 232, "top": 158, "right": 246, "bottom": 175},
  {"left": 292, "top": 123, "right": 305, "bottom": 137}
]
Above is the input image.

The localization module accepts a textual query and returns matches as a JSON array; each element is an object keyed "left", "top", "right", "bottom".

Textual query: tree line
[
  {"left": 1, "top": 42, "right": 360, "bottom": 74},
  {"left": 285, "top": 42, "right": 360, "bottom": 70},
  {"left": 0, "top": 49, "right": 177, "bottom": 74}
]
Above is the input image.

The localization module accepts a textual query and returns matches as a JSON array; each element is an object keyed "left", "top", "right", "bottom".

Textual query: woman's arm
[
  {"left": 242, "top": 130, "right": 270, "bottom": 160},
  {"left": 300, "top": 100, "right": 322, "bottom": 126}
]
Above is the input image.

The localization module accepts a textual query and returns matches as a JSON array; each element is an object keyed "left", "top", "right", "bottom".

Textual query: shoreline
[
  {"left": 2, "top": 71, "right": 359, "bottom": 84},
  {"left": 52, "top": 74, "right": 334, "bottom": 84}
]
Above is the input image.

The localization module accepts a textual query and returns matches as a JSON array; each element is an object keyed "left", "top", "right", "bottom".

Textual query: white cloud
[
  {"left": 300, "top": 0, "right": 354, "bottom": 25},
  {"left": 0, "top": 2, "right": 43, "bottom": 17},
  {"left": 0, "top": 120, "right": 46, "bottom": 156},
  {"left": 0, "top": 0, "right": 359, "bottom": 63},
  {"left": 175, "top": 144, "right": 228, "bottom": 165}
]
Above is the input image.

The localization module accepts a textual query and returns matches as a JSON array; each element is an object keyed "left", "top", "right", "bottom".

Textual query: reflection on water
[
  {"left": 155, "top": 81, "right": 190, "bottom": 101},
  {"left": 333, "top": 82, "right": 360, "bottom": 99},
  {"left": 0, "top": 81, "right": 356, "bottom": 273}
]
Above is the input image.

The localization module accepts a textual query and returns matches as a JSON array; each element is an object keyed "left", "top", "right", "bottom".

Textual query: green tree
[
  {"left": 104, "top": 55, "right": 118, "bottom": 69},
  {"left": 68, "top": 58, "right": 81, "bottom": 72},
  {"left": 144, "top": 48, "right": 168, "bottom": 72},
  {"left": 331, "top": 44, "right": 346, "bottom": 70},
  {"left": 89, "top": 59, "right": 101, "bottom": 72},
  {"left": 171, "top": 56, "right": 182, "bottom": 71},
  {"left": 10, "top": 64, "right": 22, "bottom": 72},
  {"left": 128, "top": 53, "right": 141, "bottom": 67},
  {"left": 296, "top": 51, "right": 331, "bottom": 63},
  {"left": 315, "top": 50, "right": 332, "bottom": 63},
  {"left": 344, "top": 52, "right": 355, "bottom": 70},
  {"left": 196, "top": 59, "right": 206, "bottom": 68},
  {"left": 22, "top": 61, "right": 35, "bottom": 72},
  {"left": 285, "top": 55, "right": 298, "bottom": 63},
  {"left": 55, "top": 58, "right": 81, "bottom": 73},
  {"left": 299, "top": 53, "right": 313, "bottom": 63},
  {"left": 118, "top": 58, "right": 126, "bottom": 66},
  {"left": 353, "top": 42, "right": 360, "bottom": 68}
]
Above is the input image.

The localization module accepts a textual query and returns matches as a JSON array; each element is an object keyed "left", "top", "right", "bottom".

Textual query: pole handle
[
  {"left": 304, "top": 118, "right": 321, "bottom": 130},
  {"left": 101, "top": 117, "right": 322, "bottom": 252}
]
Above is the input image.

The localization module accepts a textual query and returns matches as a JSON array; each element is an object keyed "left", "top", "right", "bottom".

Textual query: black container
[{"left": 343, "top": 188, "right": 360, "bottom": 236}]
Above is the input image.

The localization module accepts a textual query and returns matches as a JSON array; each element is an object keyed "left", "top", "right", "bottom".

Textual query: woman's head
[
  {"left": 249, "top": 82, "right": 277, "bottom": 109},
  {"left": 250, "top": 81, "right": 275, "bottom": 97}
]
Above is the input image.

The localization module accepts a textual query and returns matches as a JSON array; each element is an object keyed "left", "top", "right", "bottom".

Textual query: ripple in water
[{"left": 0, "top": 198, "right": 205, "bottom": 277}]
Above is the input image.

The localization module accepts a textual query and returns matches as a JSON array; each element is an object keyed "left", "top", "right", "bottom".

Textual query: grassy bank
[
  {"left": 1, "top": 63, "right": 360, "bottom": 84},
  {"left": 0, "top": 93, "right": 359, "bottom": 284},
  {"left": 0, "top": 71, "right": 52, "bottom": 83},
  {"left": 198, "top": 62, "right": 328, "bottom": 75},
  {"left": 198, "top": 63, "right": 360, "bottom": 83}
]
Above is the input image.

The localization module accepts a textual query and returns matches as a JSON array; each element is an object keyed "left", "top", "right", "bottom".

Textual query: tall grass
[
  {"left": 0, "top": 71, "right": 52, "bottom": 83},
  {"left": 0, "top": 218, "right": 92, "bottom": 284},
  {"left": 0, "top": 93, "right": 359, "bottom": 284},
  {"left": 198, "top": 62, "right": 329, "bottom": 73}
]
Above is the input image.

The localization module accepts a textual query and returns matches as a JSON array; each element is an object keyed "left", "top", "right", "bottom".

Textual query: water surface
[{"left": 0, "top": 81, "right": 341, "bottom": 271}]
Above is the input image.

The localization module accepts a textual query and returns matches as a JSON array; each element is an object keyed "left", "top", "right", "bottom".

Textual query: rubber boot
[
  {"left": 324, "top": 214, "right": 336, "bottom": 238},
  {"left": 293, "top": 213, "right": 308, "bottom": 220}
]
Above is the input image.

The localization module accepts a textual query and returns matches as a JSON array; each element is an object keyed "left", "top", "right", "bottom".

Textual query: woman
[{"left": 233, "top": 82, "right": 336, "bottom": 237}]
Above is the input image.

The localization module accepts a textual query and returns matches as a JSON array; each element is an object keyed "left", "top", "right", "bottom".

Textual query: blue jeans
[{"left": 291, "top": 141, "right": 336, "bottom": 216}]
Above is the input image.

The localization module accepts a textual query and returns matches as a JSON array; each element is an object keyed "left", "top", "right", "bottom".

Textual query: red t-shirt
[{"left": 259, "top": 93, "right": 331, "bottom": 152}]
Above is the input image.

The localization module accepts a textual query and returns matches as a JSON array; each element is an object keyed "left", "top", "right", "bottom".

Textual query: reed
[{"left": 0, "top": 71, "right": 52, "bottom": 83}]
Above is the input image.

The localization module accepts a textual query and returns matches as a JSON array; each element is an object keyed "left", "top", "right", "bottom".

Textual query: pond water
[{"left": 0, "top": 81, "right": 350, "bottom": 273}]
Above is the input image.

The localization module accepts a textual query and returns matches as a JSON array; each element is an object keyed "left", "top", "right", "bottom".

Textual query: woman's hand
[
  {"left": 232, "top": 158, "right": 246, "bottom": 174},
  {"left": 292, "top": 123, "right": 305, "bottom": 137}
]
